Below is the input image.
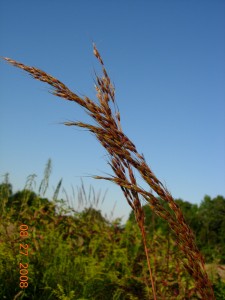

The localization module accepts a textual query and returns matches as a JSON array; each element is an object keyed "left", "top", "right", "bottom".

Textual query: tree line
[
  {"left": 2, "top": 177, "right": 225, "bottom": 263},
  {"left": 129, "top": 195, "right": 225, "bottom": 263}
]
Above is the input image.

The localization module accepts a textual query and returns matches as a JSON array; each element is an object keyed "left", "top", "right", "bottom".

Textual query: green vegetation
[
  {"left": 0, "top": 162, "right": 225, "bottom": 299},
  {"left": 129, "top": 196, "right": 225, "bottom": 264}
]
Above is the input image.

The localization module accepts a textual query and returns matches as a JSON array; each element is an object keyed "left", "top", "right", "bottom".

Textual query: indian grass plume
[{"left": 2, "top": 44, "right": 215, "bottom": 299}]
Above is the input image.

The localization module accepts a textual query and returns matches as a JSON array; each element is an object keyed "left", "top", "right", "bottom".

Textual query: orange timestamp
[{"left": 19, "top": 224, "right": 29, "bottom": 288}]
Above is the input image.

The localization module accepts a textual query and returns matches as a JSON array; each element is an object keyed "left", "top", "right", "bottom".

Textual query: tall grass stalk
[{"left": 2, "top": 45, "right": 215, "bottom": 299}]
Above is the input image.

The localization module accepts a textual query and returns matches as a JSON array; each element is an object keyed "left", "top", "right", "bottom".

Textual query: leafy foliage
[
  {"left": 129, "top": 196, "right": 225, "bottom": 264},
  {"left": 0, "top": 168, "right": 224, "bottom": 299}
]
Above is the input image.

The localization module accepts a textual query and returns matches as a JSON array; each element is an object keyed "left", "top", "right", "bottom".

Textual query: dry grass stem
[{"left": 2, "top": 44, "right": 215, "bottom": 299}]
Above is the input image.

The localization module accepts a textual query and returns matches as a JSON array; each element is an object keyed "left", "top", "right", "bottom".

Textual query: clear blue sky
[{"left": 1, "top": 1, "right": 225, "bottom": 223}]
